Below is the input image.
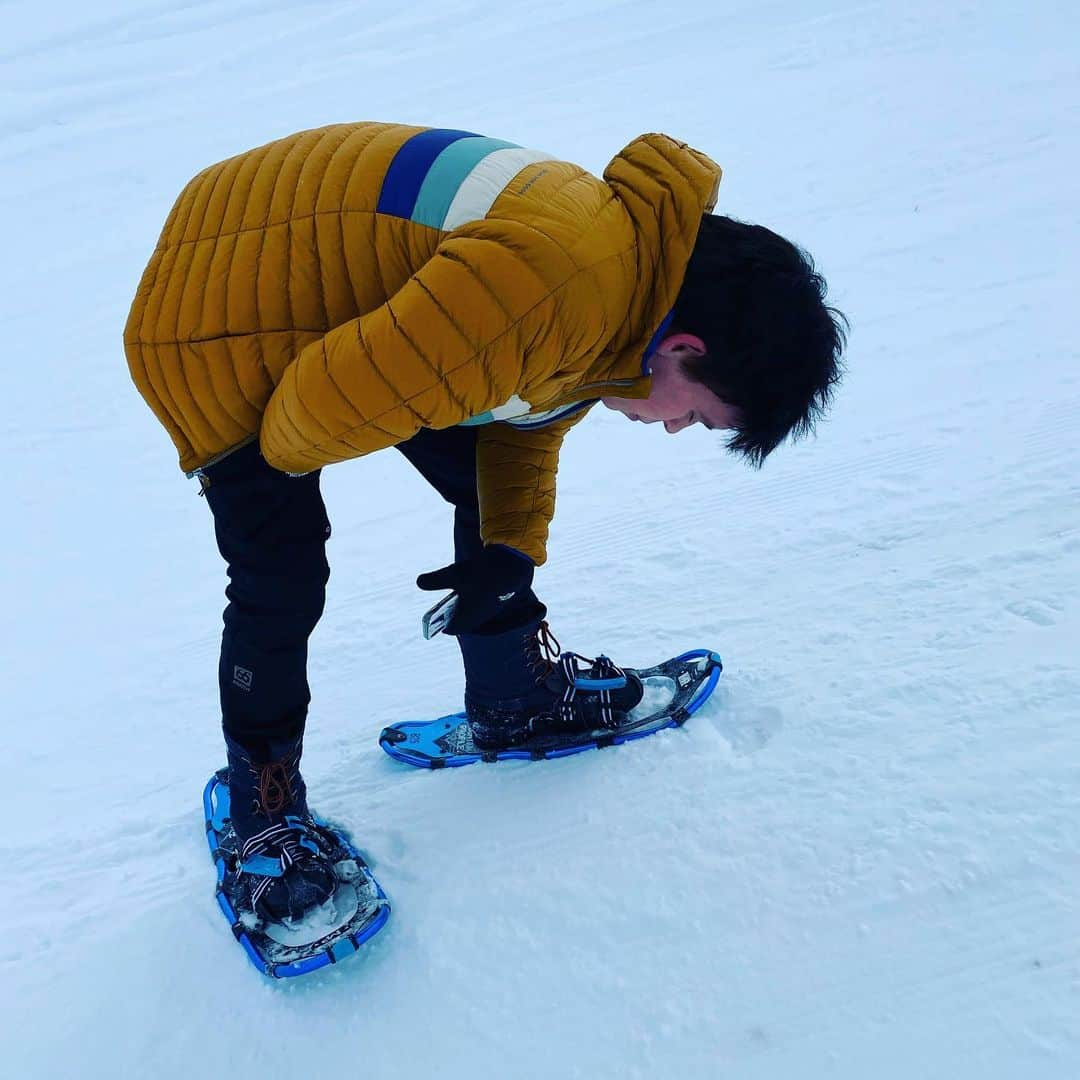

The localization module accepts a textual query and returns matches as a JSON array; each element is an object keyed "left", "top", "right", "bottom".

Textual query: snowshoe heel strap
[{"left": 565, "top": 653, "right": 628, "bottom": 691}]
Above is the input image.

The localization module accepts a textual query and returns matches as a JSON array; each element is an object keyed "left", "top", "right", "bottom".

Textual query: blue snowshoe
[
  {"left": 203, "top": 743, "right": 389, "bottom": 978},
  {"left": 380, "top": 647, "right": 722, "bottom": 769}
]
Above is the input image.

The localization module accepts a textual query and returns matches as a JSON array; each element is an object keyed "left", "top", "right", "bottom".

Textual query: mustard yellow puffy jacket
[{"left": 124, "top": 123, "right": 720, "bottom": 563}]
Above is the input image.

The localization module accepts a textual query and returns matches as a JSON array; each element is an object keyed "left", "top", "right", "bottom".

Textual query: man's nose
[{"left": 664, "top": 414, "right": 692, "bottom": 434}]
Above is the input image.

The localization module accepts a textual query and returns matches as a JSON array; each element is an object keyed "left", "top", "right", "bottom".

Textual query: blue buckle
[
  {"left": 573, "top": 675, "right": 628, "bottom": 691},
  {"left": 239, "top": 854, "right": 285, "bottom": 878}
]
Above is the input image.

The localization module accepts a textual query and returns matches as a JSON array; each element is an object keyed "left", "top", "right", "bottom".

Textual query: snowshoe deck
[
  {"left": 203, "top": 773, "right": 390, "bottom": 978},
  {"left": 380, "top": 648, "right": 722, "bottom": 769}
]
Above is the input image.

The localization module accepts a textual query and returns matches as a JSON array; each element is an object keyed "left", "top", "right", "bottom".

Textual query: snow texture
[{"left": 2, "top": 1, "right": 1078, "bottom": 1077}]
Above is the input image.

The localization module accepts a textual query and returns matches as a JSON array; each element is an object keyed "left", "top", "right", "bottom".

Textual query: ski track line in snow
[
  {"left": 560, "top": 440, "right": 954, "bottom": 560},
  {"left": 727, "top": 881, "right": 1080, "bottom": 1060},
  {"left": 0, "top": 0, "right": 338, "bottom": 68},
  {"left": 561, "top": 404, "right": 1078, "bottom": 576},
  {"left": 1, "top": 816, "right": 206, "bottom": 959}
]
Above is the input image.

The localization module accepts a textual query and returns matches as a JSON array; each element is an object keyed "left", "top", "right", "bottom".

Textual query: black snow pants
[{"left": 200, "top": 427, "right": 542, "bottom": 748}]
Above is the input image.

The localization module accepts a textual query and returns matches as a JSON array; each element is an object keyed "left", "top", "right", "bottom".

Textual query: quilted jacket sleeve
[
  {"left": 476, "top": 410, "right": 590, "bottom": 566},
  {"left": 259, "top": 233, "right": 581, "bottom": 474}
]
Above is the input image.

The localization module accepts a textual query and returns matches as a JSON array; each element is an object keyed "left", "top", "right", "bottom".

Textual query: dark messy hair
[{"left": 672, "top": 214, "right": 848, "bottom": 466}]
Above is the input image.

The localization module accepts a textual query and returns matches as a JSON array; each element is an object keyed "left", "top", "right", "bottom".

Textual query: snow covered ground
[{"left": 3, "top": 1, "right": 1078, "bottom": 1076}]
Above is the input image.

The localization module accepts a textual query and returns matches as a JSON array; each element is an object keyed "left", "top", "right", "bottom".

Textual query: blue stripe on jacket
[{"left": 376, "top": 129, "right": 479, "bottom": 219}]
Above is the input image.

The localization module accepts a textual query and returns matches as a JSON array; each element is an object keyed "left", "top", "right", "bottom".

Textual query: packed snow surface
[{"left": 2, "top": 1, "right": 1077, "bottom": 1077}]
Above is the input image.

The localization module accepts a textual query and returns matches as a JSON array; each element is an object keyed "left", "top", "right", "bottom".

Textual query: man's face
[{"left": 602, "top": 335, "right": 740, "bottom": 434}]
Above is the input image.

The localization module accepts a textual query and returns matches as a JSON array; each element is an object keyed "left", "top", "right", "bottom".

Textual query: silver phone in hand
[{"left": 422, "top": 592, "right": 459, "bottom": 639}]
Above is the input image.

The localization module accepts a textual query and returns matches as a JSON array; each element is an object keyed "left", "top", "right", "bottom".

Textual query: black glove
[{"left": 417, "top": 544, "right": 534, "bottom": 635}]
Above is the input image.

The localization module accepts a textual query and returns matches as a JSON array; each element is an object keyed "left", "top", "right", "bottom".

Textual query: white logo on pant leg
[{"left": 233, "top": 665, "right": 253, "bottom": 691}]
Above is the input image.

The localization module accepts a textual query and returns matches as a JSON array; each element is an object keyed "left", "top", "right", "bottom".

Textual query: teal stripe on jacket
[{"left": 412, "top": 137, "right": 520, "bottom": 229}]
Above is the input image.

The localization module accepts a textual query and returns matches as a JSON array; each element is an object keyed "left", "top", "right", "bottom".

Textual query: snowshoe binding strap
[
  {"left": 545, "top": 652, "right": 632, "bottom": 731},
  {"left": 238, "top": 817, "right": 327, "bottom": 911}
]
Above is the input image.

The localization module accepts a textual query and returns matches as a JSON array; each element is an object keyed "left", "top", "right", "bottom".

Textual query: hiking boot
[
  {"left": 460, "top": 621, "right": 644, "bottom": 751},
  {"left": 224, "top": 733, "right": 337, "bottom": 922}
]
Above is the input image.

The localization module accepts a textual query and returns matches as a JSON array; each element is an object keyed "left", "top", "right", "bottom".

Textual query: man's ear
[{"left": 657, "top": 332, "right": 707, "bottom": 357}]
